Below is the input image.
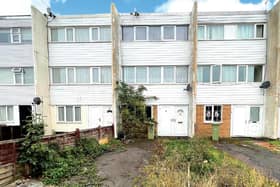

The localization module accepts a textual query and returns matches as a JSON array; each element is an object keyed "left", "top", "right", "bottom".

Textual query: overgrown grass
[
  {"left": 41, "top": 138, "right": 123, "bottom": 186},
  {"left": 270, "top": 140, "right": 280, "bottom": 148},
  {"left": 136, "top": 138, "right": 280, "bottom": 187}
]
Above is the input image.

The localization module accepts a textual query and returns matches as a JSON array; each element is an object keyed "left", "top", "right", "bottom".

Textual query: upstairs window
[
  {"left": 11, "top": 28, "right": 21, "bottom": 43},
  {"left": 198, "top": 25, "right": 205, "bottom": 40},
  {"left": 212, "top": 65, "right": 221, "bottom": 83},
  {"left": 248, "top": 65, "right": 263, "bottom": 82},
  {"left": 75, "top": 27, "right": 89, "bottom": 42},
  {"left": 135, "top": 26, "right": 147, "bottom": 41},
  {"left": 51, "top": 28, "right": 65, "bottom": 42},
  {"left": 66, "top": 28, "right": 74, "bottom": 42},
  {"left": 237, "top": 24, "right": 254, "bottom": 39},
  {"left": 100, "top": 26, "right": 111, "bottom": 41},
  {"left": 163, "top": 26, "right": 175, "bottom": 40},
  {"left": 176, "top": 25, "right": 188, "bottom": 41},
  {"left": 21, "top": 28, "right": 32, "bottom": 43},
  {"left": 136, "top": 66, "right": 147, "bottom": 83},
  {"left": 76, "top": 67, "right": 90, "bottom": 83},
  {"left": 100, "top": 66, "right": 112, "bottom": 83},
  {"left": 256, "top": 24, "right": 264, "bottom": 38},
  {"left": 222, "top": 65, "right": 237, "bottom": 82},
  {"left": 176, "top": 66, "right": 188, "bottom": 83},
  {"left": 198, "top": 65, "right": 210, "bottom": 83},
  {"left": 163, "top": 66, "right": 174, "bottom": 83},
  {"left": 149, "top": 67, "right": 161, "bottom": 83},
  {"left": 52, "top": 68, "right": 66, "bottom": 83},
  {"left": 122, "top": 26, "right": 134, "bottom": 41},
  {"left": 238, "top": 65, "right": 247, "bottom": 82},
  {"left": 198, "top": 25, "right": 224, "bottom": 40},
  {"left": 0, "top": 68, "right": 13, "bottom": 84},
  {"left": 149, "top": 26, "right": 161, "bottom": 41},
  {"left": 0, "top": 29, "right": 11, "bottom": 43}
]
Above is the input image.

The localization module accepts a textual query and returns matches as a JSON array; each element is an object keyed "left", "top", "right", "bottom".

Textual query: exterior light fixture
[
  {"left": 130, "top": 8, "right": 140, "bottom": 16},
  {"left": 259, "top": 81, "right": 271, "bottom": 89},
  {"left": 184, "top": 84, "right": 192, "bottom": 92}
]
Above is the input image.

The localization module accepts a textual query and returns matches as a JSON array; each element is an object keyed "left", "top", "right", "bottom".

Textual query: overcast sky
[{"left": 0, "top": 0, "right": 279, "bottom": 16}]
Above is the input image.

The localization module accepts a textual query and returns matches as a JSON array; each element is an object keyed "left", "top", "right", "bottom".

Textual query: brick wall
[{"left": 195, "top": 105, "right": 231, "bottom": 138}]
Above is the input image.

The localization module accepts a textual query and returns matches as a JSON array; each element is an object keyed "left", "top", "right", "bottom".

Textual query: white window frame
[
  {"left": 237, "top": 65, "right": 247, "bottom": 83},
  {"left": 162, "top": 25, "right": 176, "bottom": 41},
  {"left": 134, "top": 26, "right": 148, "bottom": 41},
  {"left": 57, "top": 105, "right": 81, "bottom": 123},
  {"left": 254, "top": 23, "right": 265, "bottom": 39},
  {"left": 211, "top": 65, "right": 222, "bottom": 84},
  {"left": 0, "top": 106, "right": 14, "bottom": 122},
  {"left": 11, "top": 28, "right": 21, "bottom": 43},
  {"left": 91, "top": 67, "right": 101, "bottom": 84},
  {"left": 90, "top": 27, "right": 100, "bottom": 42},
  {"left": 204, "top": 105, "right": 223, "bottom": 124},
  {"left": 65, "top": 27, "right": 75, "bottom": 42}
]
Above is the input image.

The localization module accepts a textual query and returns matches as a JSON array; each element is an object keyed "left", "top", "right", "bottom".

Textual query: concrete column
[
  {"left": 31, "top": 7, "right": 52, "bottom": 135},
  {"left": 264, "top": 2, "right": 280, "bottom": 138},
  {"left": 111, "top": 3, "right": 121, "bottom": 138},
  {"left": 189, "top": 2, "right": 198, "bottom": 137}
]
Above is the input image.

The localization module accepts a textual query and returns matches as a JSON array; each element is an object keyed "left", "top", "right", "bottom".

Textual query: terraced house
[{"left": 0, "top": 2, "right": 280, "bottom": 140}]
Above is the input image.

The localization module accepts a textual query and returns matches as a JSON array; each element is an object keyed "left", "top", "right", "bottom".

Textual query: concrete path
[
  {"left": 217, "top": 143, "right": 280, "bottom": 181},
  {"left": 96, "top": 141, "right": 154, "bottom": 187}
]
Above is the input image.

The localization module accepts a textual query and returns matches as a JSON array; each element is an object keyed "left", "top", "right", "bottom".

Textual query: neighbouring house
[{"left": 0, "top": 1, "right": 279, "bottom": 140}]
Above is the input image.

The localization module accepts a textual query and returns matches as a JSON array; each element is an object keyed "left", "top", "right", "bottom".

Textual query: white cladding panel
[
  {"left": 121, "top": 42, "right": 191, "bottom": 66},
  {"left": 48, "top": 15, "right": 111, "bottom": 27},
  {"left": 0, "top": 86, "right": 34, "bottom": 105},
  {"left": 198, "top": 40, "right": 266, "bottom": 65},
  {"left": 198, "top": 12, "right": 267, "bottom": 23},
  {"left": 0, "top": 18, "right": 32, "bottom": 28},
  {"left": 50, "top": 85, "right": 112, "bottom": 105},
  {"left": 121, "top": 13, "right": 190, "bottom": 25},
  {"left": 0, "top": 45, "right": 34, "bottom": 67},
  {"left": 143, "top": 85, "right": 189, "bottom": 105},
  {"left": 49, "top": 43, "right": 112, "bottom": 66},
  {"left": 197, "top": 84, "right": 264, "bottom": 104}
]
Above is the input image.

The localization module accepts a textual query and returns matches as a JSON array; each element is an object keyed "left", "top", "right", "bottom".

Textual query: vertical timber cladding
[
  {"left": 264, "top": 1, "right": 280, "bottom": 139},
  {"left": 31, "top": 7, "right": 52, "bottom": 135},
  {"left": 195, "top": 105, "right": 231, "bottom": 138},
  {"left": 111, "top": 3, "right": 120, "bottom": 138},
  {"left": 189, "top": 2, "right": 198, "bottom": 137}
]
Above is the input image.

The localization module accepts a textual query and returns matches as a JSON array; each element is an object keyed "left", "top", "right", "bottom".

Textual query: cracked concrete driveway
[
  {"left": 217, "top": 143, "right": 280, "bottom": 182},
  {"left": 96, "top": 141, "right": 154, "bottom": 187}
]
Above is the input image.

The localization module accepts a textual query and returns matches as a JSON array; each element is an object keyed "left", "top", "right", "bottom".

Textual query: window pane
[
  {"left": 92, "top": 68, "right": 99, "bottom": 83},
  {"left": 250, "top": 107, "right": 260, "bottom": 122},
  {"left": 21, "top": 28, "right": 32, "bottom": 43},
  {"left": 76, "top": 67, "right": 90, "bottom": 83},
  {"left": 176, "top": 66, "right": 188, "bottom": 83},
  {"left": 222, "top": 65, "right": 236, "bottom": 82},
  {"left": 238, "top": 24, "right": 254, "bottom": 39},
  {"left": 23, "top": 68, "right": 34, "bottom": 84},
  {"left": 256, "top": 25, "right": 264, "bottom": 38},
  {"left": 123, "top": 67, "right": 135, "bottom": 83},
  {"left": 0, "top": 106, "right": 6, "bottom": 121},
  {"left": 66, "top": 106, "right": 73, "bottom": 122},
  {"left": 101, "top": 67, "right": 111, "bottom": 83},
  {"left": 213, "top": 105, "right": 221, "bottom": 122},
  {"left": 163, "top": 26, "right": 174, "bottom": 40},
  {"left": 100, "top": 26, "right": 111, "bottom": 41},
  {"left": 7, "top": 106, "right": 13, "bottom": 121},
  {"left": 15, "top": 73, "right": 22, "bottom": 84},
  {"left": 67, "top": 68, "right": 75, "bottom": 83},
  {"left": 163, "top": 66, "right": 174, "bottom": 83},
  {"left": 149, "top": 67, "right": 161, "bottom": 83},
  {"left": 205, "top": 106, "right": 212, "bottom": 121},
  {"left": 122, "top": 27, "right": 134, "bottom": 41},
  {"left": 12, "top": 28, "right": 20, "bottom": 43},
  {"left": 91, "top": 28, "right": 99, "bottom": 41},
  {"left": 198, "top": 66, "right": 210, "bottom": 83},
  {"left": 176, "top": 26, "right": 188, "bottom": 41},
  {"left": 207, "top": 25, "right": 224, "bottom": 40},
  {"left": 0, "top": 68, "right": 13, "bottom": 84},
  {"left": 149, "top": 26, "right": 161, "bottom": 40},
  {"left": 75, "top": 28, "right": 89, "bottom": 42},
  {"left": 58, "top": 107, "right": 65, "bottom": 121},
  {"left": 75, "top": 106, "right": 81, "bottom": 121},
  {"left": 52, "top": 68, "right": 66, "bottom": 83},
  {"left": 0, "top": 29, "right": 11, "bottom": 43},
  {"left": 135, "top": 27, "right": 147, "bottom": 40},
  {"left": 66, "top": 28, "right": 73, "bottom": 42},
  {"left": 248, "top": 65, "right": 262, "bottom": 82},
  {"left": 238, "top": 66, "right": 246, "bottom": 82},
  {"left": 51, "top": 28, "right": 65, "bottom": 42},
  {"left": 136, "top": 67, "right": 147, "bottom": 83},
  {"left": 198, "top": 25, "right": 205, "bottom": 40},
  {"left": 212, "top": 65, "right": 220, "bottom": 82}
]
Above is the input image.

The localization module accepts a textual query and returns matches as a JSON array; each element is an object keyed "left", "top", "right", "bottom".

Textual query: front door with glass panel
[
  {"left": 88, "top": 106, "right": 113, "bottom": 128},
  {"left": 231, "top": 105, "right": 263, "bottom": 137}
]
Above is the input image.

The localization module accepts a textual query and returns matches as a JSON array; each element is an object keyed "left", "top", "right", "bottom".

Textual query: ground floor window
[
  {"left": 0, "top": 106, "right": 14, "bottom": 122},
  {"left": 204, "top": 105, "right": 222, "bottom": 123},
  {"left": 57, "top": 106, "right": 81, "bottom": 123}
]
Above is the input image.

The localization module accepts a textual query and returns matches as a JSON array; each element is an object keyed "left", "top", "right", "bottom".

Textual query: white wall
[
  {"left": 49, "top": 43, "right": 112, "bottom": 66},
  {"left": 0, "top": 45, "right": 34, "bottom": 67},
  {"left": 197, "top": 84, "right": 264, "bottom": 105},
  {"left": 198, "top": 40, "right": 266, "bottom": 65},
  {"left": 50, "top": 85, "right": 112, "bottom": 105},
  {"left": 0, "top": 86, "right": 35, "bottom": 105},
  {"left": 121, "top": 42, "right": 191, "bottom": 66}
]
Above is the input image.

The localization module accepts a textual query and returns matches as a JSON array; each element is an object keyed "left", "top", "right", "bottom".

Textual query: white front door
[
  {"left": 231, "top": 105, "right": 263, "bottom": 137},
  {"left": 158, "top": 105, "right": 188, "bottom": 136},
  {"left": 88, "top": 106, "right": 113, "bottom": 128}
]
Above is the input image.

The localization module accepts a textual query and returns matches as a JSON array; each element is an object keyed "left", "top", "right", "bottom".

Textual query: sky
[{"left": 0, "top": 0, "right": 279, "bottom": 16}]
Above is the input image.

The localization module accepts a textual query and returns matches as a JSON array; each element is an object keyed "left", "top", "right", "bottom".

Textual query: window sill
[
  {"left": 198, "top": 39, "right": 266, "bottom": 41},
  {"left": 51, "top": 83, "right": 112, "bottom": 86},
  {"left": 204, "top": 121, "right": 223, "bottom": 124},
  {"left": 56, "top": 121, "right": 82, "bottom": 124},
  {"left": 49, "top": 41, "right": 112, "bottom": 44}
]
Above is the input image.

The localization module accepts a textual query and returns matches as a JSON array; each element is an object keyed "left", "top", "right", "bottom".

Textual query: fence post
[
  {"left": 98, "top": 126, "right": 101, "bottom": 140},
  {"left": 75, "top": 128, "right": 80, "bottom": 142}
]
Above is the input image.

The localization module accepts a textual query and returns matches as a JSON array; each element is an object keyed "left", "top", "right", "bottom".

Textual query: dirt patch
[{"left": 96, "top": 140, "right": 155, "bottom": 187}]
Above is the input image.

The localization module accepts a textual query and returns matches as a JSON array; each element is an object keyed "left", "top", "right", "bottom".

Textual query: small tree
[{"left": 116, "top": 82, "right": 157, "bottom": 139}]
